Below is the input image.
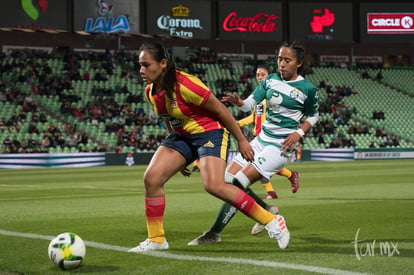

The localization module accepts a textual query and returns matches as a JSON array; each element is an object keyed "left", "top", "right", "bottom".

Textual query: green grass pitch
[{"left": 0, "top": 159, "right": 413, "bottom": 274}]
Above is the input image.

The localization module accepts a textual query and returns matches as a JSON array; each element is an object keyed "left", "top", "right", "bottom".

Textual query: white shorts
[{"left": 232, "top": 138, "right": 292, "bottom": 181}]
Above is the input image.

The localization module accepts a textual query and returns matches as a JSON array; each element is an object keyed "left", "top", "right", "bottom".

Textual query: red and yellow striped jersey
[{"left": 145, "top": 70, "right": 225, "bottom": 136}]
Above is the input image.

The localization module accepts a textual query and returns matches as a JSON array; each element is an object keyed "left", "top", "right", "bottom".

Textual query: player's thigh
[
  {"left": 144, "top": 145, "right": 186, "bottom": 185},
  {"left": 226, "top": 161, "right": 243, "bottom": 175},
  {"left": 252, "top": 145, "right": 289, "bottom": 180}
]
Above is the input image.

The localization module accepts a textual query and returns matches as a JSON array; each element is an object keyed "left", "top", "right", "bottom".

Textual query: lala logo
[
  {"left": 21, "top": 0, "right": 48, "bottom": 21},
  {"left": 85, "top": 0, "right": 130, "bottom": 33}
]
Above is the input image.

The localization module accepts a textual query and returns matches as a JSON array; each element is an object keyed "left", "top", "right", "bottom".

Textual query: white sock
[
  {"left": 224, "top": 172, "right": 235, "bottom": 184},
  {"left": 234, "top": 171, "right": 251, "bottom": 189}
]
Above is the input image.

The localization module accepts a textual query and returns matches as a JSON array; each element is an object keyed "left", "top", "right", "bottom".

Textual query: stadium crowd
[{"left": 0, "top": 47, "right": 407, "bottom": 154}]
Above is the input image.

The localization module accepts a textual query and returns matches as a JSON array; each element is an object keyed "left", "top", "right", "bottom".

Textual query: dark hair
[
  {"left": 256, "top": 64, "right": 270, "bottom": 73},
  {"left": 279, "top": 41, "right": 306, "bottom": 75},
  {"left": 138, "top": 42, "right": 176, "bottom": 99}
]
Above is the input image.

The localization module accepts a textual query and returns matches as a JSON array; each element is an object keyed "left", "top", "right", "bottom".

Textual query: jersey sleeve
[
  {"left": 177, "top": 71, "right": 211, "bottom": 106},
  {"left": 238, "top": 110, "right": 255, "bottom": 127},
  {"left": 251, "top": 76, "right": 269, "bottom": 103},
  {"left": 303, "top": 84, "right": 319, "bottom": 117}
]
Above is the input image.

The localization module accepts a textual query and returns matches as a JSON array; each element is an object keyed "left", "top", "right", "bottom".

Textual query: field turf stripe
[{"left": 0, "top": 229, "right": 367, "bottom": 275}]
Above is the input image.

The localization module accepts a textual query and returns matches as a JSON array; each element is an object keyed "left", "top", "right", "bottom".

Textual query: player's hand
[
  {"left": 221, "top": 92, "right": 243, "bottom": 106},
  {"left": 238, "top": 139, "right": 254, "bottom": 162},
  {"left": 281, "top": 132, "right": 301, "bottom": 152},
  {"left": 180, "top": 167, "right": 191, "bottom": 177}
]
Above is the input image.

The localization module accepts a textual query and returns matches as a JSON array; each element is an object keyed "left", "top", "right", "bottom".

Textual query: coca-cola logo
[{"left": 222, "top": 12, "right": 278, "bottom": 32}]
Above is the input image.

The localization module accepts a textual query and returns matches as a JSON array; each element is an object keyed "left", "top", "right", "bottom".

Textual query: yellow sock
[
  {"left": 277, "top": 168, "right": 292, "bottom": 179},
  {"left": 251, "top": 203, "right": 275, "bottom": 225},
  {"left": 232, "top": 189, "right": 274, "bottom": 225},
  {"left": 145, "top": 197, "right": 166, "bottom": 243},
  {"left": 261, "top": 181, "right": 275, "bottom": 192},
  {"left": 146, "top": 217, "right": 165, "bottom": 243}
]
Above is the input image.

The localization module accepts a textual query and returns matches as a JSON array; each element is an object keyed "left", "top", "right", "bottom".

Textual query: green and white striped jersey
[{"left": 241, "top": 73, "right": 319, "bottom": 146}]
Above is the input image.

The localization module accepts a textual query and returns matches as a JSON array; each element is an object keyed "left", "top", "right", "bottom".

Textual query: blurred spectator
[
  {"left": 0, "top": 119, "right": 7, "bottom": 131},
  {"left": 347, "top": 136, "right": 356, "bottom": 147},
  {"left": 28, "top": 121, "right": 39, "bottom": 134},
  {"left": 0, "top": 91, "right": 7, "bottom": 102},
  {"left": 376, "top": 70, "right": 383, "bottom": 81},
  {"left": 80, "top": 132, "right": 89, "bottom": 145},
  {"left": 361, "top": 124, "right": 370, "bottom": 135},
  {"left": 317, "top": 132, "right": 325, "bottom": 144},
  {"left": 328, "top": 139, "right": 342, "bottom": 148},
  {"left": 2, "top": 136, "right": 12, "bottom": 152},
  {"left": 66, "top": 134, "right": 79, "bottom": 148},
  {"left": 373, "top": 110, "right": 385, "bottom": 120},
  {"left": 41, "top": 134, "right": 52, "bottom": 148},
  {"left": 12, "top": 136, "right": 21, "bottom": 149}
]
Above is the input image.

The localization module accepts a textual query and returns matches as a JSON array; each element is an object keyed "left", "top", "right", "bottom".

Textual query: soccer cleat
[
  {"left": 289, "top": 171, "right": 300, "bottom": 193},
  {"left": 251, "top": 205, "right": 279, "bottom": 235},
  {"left": 265, "top": 215, "right": 290, "bottom": 249},
  {"left": 187, "top": 230, "right": 221, "bottom": 246},
  {"left": 128, "top": 238, "right": 169, "bottom": 253},
  {"left": 261, "top": 191, "right": 278, "bottom": 200}
]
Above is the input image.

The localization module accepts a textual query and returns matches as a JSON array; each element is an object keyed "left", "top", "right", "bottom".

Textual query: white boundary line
[{"left": 0, "top": 229, "right": 367, "bottom": 275}]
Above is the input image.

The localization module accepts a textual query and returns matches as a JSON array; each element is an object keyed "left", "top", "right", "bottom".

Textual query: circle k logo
[{"left": 21, "top": 0, "right": 49, "bottom": 21}]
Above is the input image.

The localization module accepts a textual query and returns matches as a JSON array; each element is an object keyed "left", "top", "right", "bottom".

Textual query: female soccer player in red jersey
[{"left": 128, "top": 42, "right": 290, "bottom": 252}]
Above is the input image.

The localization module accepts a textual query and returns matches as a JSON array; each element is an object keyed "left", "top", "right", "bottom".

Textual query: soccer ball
[{"left": 48, "top": 232, "right": 86, "bottom": 270}]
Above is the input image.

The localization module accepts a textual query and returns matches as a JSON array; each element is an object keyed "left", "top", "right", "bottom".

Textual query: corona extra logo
[
  {"left": 20, "top": 0, "right": 49, "bottom": 21},
  {"left": 156, "top": 4, "right": 202, "bottom": 37},
  {"left": 172, "top": 4, "right": 189, "bottom": 17}
]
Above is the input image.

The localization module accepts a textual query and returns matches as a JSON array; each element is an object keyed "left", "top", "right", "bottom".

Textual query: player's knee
[
  {"left": 203, "top": 181, "right": 225, "bottom": 197},
  {"left": 203, "top": 182, "right": 216, "bottom": 195},
  {"left": 143, "top": 171, "right": 163, "bottom": 190}
]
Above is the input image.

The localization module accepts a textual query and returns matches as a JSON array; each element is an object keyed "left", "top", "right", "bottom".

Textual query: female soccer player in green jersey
[{"left": 188, "top": 41, "right": 319, "bottom": 246}]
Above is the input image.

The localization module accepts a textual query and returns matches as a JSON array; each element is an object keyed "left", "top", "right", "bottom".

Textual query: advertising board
[
  {"left": 218, "top": 1, "right": 283, "bottom": 41},
  {"left": 0, "top": 0, "right": 68, "bottom": 31},
  {"left": 146, "top": 0, "right": 211, "bottom": 39},
  {"left": 360, "top": 3, "right": 414, "bottom": 43},
  {"left": 73, "top": 0, "right": 139, "bottom": 34},
  {"left": 289, "top": 2, "right": 353, "bottom": 43}
]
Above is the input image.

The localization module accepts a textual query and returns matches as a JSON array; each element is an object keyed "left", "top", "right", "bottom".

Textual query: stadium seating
[
  {"left": 1, "top": 49, "right": 413, "bottom": 154},
  {"left": 306, "top": 67, "right": 414, "bottom": 149}
]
